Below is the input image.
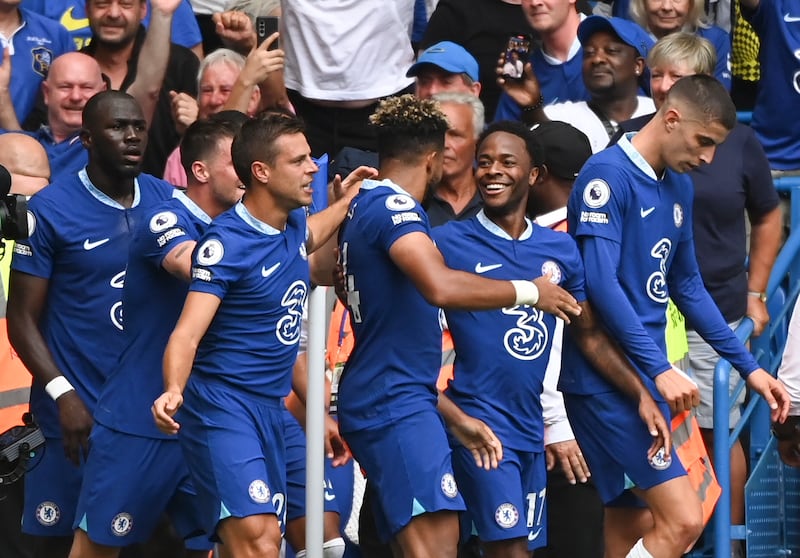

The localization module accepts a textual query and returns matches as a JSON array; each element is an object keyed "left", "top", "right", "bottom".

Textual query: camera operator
[{"left": 0, "top": 132, "right": 50, "bottom": 558}]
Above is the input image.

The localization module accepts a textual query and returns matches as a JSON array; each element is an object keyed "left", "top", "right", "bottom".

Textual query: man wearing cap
[
  {"left": 407, "top": 41, "right": 482, "bottom": 100},
  {"left": 501, "top": 16, "right": 655, "bottom": 154}
]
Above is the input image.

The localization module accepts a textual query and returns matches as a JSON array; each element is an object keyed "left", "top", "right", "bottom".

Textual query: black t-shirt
[{"left": 82, "top": 27, "right": 199, "bottom": 178}]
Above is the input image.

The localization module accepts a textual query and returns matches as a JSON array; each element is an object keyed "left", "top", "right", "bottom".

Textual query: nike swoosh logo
[
  {"left": 640, "top": 207, "right": 655, "bottom": 218},
  {"left": 785, "top": 13, "right": 800, "bottom": 22},
  {"left": 83, "top": 238, "right": 110, "bottom": 250},
  {"left": 528, "top": 527, "right": 542, "bottom": 541},
  {"left": 475, "top": 262, "right": 502, "bottom": 274},
  {"left": 261, "top": 262, "right": 281, "bottom": 277},
  {"left": 324, "top": 491, "right": 336, "bottom": 502},
  {"left": 60, "top": 7, "right": 90, "bottom": 32}
]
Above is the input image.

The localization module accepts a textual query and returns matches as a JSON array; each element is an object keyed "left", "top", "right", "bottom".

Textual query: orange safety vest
[
  {"left": 672, "top": 410, "right": 721, "bottom": 526},
  {"left": 0, "top": 317, "right": 31, "bottom": 430}
]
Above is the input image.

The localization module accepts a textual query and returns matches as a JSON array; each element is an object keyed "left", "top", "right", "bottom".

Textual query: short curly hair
[{"left": 370, "top": 94, "right": 449, "bottom": 164}]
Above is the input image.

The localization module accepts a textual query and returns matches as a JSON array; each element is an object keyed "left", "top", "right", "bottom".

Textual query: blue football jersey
[
  {"left": 743, "top": 0, "right": 800, "bottom": 170},
  {"left": 563, "top": 134, "right": 693, "bottom": 395},
  {"left": 4, "top": 9, "right": 73, "bottom": 123},
  {"left": 337, "top": 178, "right": 442, "bottom": 433},
  {"left": 187, "top": 202, "right": 309, "bottom": 399},
  {"left": 432, "top": 212, "right": 586, "bottom": 452},
  {"left": 11, "top": 169, "right": 176, "bottom": 437},
  {"left": 94, "top": 193, "right": 210, "bottom": 439}
]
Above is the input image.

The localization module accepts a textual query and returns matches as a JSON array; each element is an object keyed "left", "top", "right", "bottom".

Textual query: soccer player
[
  {"left": 68, "top": 113, "right": 248, "bottom": 558},
  {"left": 432, "top": 120, "right": 669, "bottom": 558},
  {"left": 151, "top": 112, "right": 370, "bottom": 558},
  {"left": 564, "top": 75, "right": 790, "bottom": 558},
  {"left": 7, "top": 90, "right": 176, "bottom": 558},
  {"left": 336, "top": 95, "right": 582, "bottom": 558}
]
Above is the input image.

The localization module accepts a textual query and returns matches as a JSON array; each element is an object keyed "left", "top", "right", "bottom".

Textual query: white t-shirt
[
  {"left": 778, "top": 295, "right": 800, "bottom": 416},
  {"left": 282, "top": 0, "right": 415, "bottom": 100},
  {"left": 544, "top": 96, "right": 656, "bottom": 153}
]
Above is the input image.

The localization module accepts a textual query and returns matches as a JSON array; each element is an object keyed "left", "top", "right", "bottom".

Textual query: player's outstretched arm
[
  {"left": 306, "top": 166, "right": 378, "bottom": 255},
  {"left": 153, "top": 291, "right": 221, "bottom": 435},
  {"left": 7, "top": 270, "right": 93, "bottom": 464},
  {"left": 390, "top": 231, "right": 582, "bottom": 319},
  {"left": 567, "top": 300, "right": 672, "bottom": 456},
  {"left": 438, "top": 391, "right": 503, "bottom": 470}
]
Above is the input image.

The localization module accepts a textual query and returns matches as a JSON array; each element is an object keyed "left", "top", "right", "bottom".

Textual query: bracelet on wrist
[{"left": 521, "top": 95, "right": 545, "bottom": 114}]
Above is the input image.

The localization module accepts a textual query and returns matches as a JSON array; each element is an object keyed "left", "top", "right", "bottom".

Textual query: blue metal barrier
[{"left": 707, "top": 191, "right": 800, "bottom": 558}]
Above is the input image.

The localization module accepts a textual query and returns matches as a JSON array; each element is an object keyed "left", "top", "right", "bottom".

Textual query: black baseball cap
[{"left": 530, "top": 121, "right": 592, "bottom": 180}]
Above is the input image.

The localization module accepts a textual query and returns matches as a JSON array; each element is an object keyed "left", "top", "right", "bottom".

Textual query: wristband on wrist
[
  {"left": 45, "top": 376, "right": 75, "bottom": 401},
  {"left": 511, "top": 280, "right": 540, "bottom": 306}
]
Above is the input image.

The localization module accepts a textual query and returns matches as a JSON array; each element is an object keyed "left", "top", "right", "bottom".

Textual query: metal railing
[{"left": 707, "top": 179, "right": 800, "bottom": 557}]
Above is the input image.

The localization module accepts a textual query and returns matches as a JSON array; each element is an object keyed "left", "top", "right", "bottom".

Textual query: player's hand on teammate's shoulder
[
  {"left": 532, "top": 272, "right": 582, "bottom": 323},
  {"left": 545, "top": 439, "right": 590, "bottom": 485},
  {"left": 449, "top": 415, "right": 503, "bottom": 471},
  {"left": 152, "top": 391, "right": 184, "bottom": 435},
  {"left": 331, "top": 165, "right": 378, "bottom": 203},
  {"left": 654, "top": 366, "right": 700, "bottom": 414},
  {"left": 746, "top": 368, "right": 791, "bottom": 424},
  {"left": 637, "top": 391, "right": 672, "bottom": 463},
  {"left": 56, "top": 391, "right": 94, "bottom": 465}
]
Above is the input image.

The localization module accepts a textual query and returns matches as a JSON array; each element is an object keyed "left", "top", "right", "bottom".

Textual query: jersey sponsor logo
[
  {"left": 262, "top": 262, "right": 281, "bottom": 278},
  {"left": 31, "top": 46, "right": 53, "bottom": 77},
  {"left": 111, "top": 513, "right": 133, "bottom": 536},
  {"left": 784, "top": 13, "right": 800, "bottom": 22},
  {"left": 649, "top": 447, "right": 672, "bottom": 470},
  {"left": 197, "top": 239, "right": 224, "bottom": 266},
  {"left": 794, "top": 71, "right": 800, "bottom": 95},
  {"left": 156, "top": 228, "right": 186, "bottom": 248},
  {"left": 192, "top": 267, "right": 212, "bottom": 282},
  {"left": 673, "top": 203, "right": 683, "bottom": 227},
  {"left": 84, "top": 238, "right": 110, "bottom": 250},
  {"left": 13, "top": 243, "right": 32, "bottom": 257},
  {"left": 495, "top": 503, "right": 520, "bottom": 528},
  {"left": 110, "top": 270, "right": 126, "bottom": 289},
  {"left": 582, "top": 179, "right": 610, "bottom": 209},
  {"left": 646, "top": 238, "right": 671, "bottom": 303},
  {"left": 580, "top": 211, "right": 608, "bottom": 224},
  {"left": 110, "top": 270, "right": 125, "bottom": 330},
  {"left": 60, "top": 7, "right": 91, "bottom": 31},
  {"left": 149, "top": 211, "right": 178, "bottom": 233},
  {"left": 299, "top": 242, "right": 307, "bottom": 261},
  {"left": 391, "top": 211, "right": 422, "bottom": 225},
  {"left": 502, "top": 306, "right": 549, "bottom": 361},
  {"left": 35, "top": 501, "right": 60, "bottom": 526},
  {"left": 440, "top": 473, "right": 458, "bottom": 498},
  {"left": 640, "top": 206, "right": 655, "bottom": 218},
  {"left": 385, "top": 194, "right": 415, "bottom": 211},
  {"left": 27, "top": 210, "right": 36, "bottom": 236},
  {"left": 248, "top": 479, "right": 271, "bottom": 503},
  {"left": 475, "top": 262, "right": 502, "bottom": 274},
  {"left": 540, "top": 261, "right": 561, "bottom": 284},
  {"left": 276, "top": 280, "right": 308, "bottom": 346}
]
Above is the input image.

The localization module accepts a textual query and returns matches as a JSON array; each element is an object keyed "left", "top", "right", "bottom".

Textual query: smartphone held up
[
  {"left": 502, "top": 35, "right": 531, "bottom": 81},
  {"left": 256, "top": 16, "right": 280, "bottom": 50}
]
